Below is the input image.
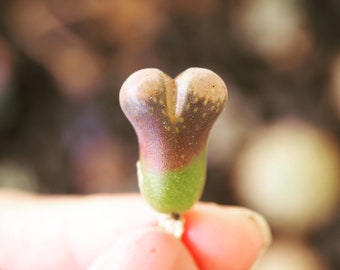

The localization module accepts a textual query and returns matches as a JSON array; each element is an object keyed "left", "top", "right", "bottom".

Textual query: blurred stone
[
  {"left": 232, "top": 0, "right": 313, "bottom": 71},
  {"left": 233, "top": 119, "right": 340, "bottom": 235},
  {"left": 253, "top": 237, "right": 328, "bottom": 270}
]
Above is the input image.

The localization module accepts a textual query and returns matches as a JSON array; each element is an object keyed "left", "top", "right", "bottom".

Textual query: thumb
[{"left": 89, "top": 228, "right": 198, "bottom": 270}]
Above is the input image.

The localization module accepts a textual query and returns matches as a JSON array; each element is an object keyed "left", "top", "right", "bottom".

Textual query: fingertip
[
  {"left": 183, "top": 204, "right": 272, "bottom": 270},
  {"left": 89, "top": 228, "right": 197, "bottom": 270}
]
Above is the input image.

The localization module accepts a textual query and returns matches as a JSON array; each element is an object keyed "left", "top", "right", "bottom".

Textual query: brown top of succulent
[{"left": 120, "top": 68, "right": 227, "bottom": 172}]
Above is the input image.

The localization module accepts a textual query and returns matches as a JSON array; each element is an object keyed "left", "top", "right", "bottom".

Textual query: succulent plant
[{"left": 120, "top": 67, "right": 227, "bottom": 216}]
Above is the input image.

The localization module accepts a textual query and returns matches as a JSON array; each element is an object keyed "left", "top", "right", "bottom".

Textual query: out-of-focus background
[{"left": 0, "top": 0, "right": 339, "bottom": 269}]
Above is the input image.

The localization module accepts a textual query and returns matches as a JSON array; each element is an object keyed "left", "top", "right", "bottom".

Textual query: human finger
[
  {"left": 89, "top": 228, "right": 197, "bottom": 270},
  {"left": 0, "top": 190, "right": 271, "bottom": 270},
  {"left": 183, "top": 204, "right": 272, "bottom": 270}
]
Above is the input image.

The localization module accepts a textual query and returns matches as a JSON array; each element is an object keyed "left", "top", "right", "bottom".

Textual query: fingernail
[
  {"left": 183, "top": 204, "right": 272, "bottom": 269},
  {"left": 227, "top": 206, "right": 272, "bottom": 270},
  {"left": 228, "top": 207, "right": 272, "bottom": 250}
]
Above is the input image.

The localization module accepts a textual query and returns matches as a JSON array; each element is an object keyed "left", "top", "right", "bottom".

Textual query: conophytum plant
[{"left": 120, "top": 68, "right": 228, "bottom": 237}]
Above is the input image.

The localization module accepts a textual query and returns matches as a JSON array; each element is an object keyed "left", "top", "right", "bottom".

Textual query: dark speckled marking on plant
[{"left": 120, "top": 68, "right": 227, "bottom": 173}]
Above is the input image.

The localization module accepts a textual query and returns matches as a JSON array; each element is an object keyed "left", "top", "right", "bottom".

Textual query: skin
[{"left": 0, "top": 190, "right": 271, "bottom": 270}]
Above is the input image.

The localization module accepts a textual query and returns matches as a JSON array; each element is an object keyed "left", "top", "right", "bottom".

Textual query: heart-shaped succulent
[{"left": 120, "top": 68, "right": 227, "bottom": 215}]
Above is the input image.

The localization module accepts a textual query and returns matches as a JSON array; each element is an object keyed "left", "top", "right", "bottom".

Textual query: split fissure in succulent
[{"left": 120, "top": 67, "right": 227, "bottom": 227}]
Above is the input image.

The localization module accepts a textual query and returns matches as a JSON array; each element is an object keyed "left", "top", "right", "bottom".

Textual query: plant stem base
[{"left": 158, "top": 213, "right": 184, "bottom": 239}]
